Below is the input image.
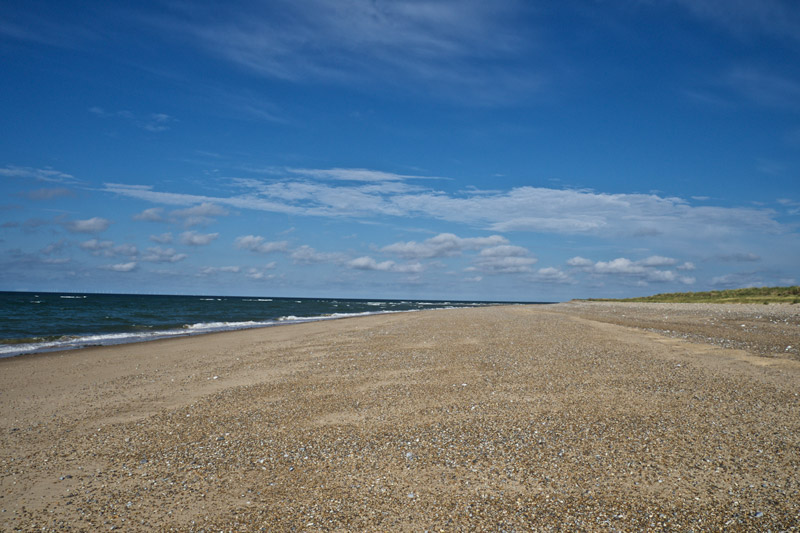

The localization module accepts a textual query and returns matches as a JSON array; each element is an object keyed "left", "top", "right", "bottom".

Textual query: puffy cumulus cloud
[
  {"left": 477, "top": 245, "right": 529, "bottom": 258},
  {"left": 246, "top": 263, "right": 277, "bottom": 280},
  {"left": 381, "top": 233, "right": 507, "bottom": 259},
  {"left": 568, "top": 255, "right": 696, "bottom": 285},
  {"left": 141, "top": 246, "right": 187, "bottom": 263},
  {"left": 66, "top": 217, "right": 111, "bottom": 234},
  {"left": 171, "top": 202, "right": 229, "bottom": 227},
  {"left": 530, "top": 267, "right": 573, "bottom": 284},
  {"left": 469, "top": 245, "right": 538, "bottom": 274},
  {"left": 134, "top": 207, "right": 166, "bottom": 222},
  {"left": 103, "top": 262, "right": 137, "bottom": 272},
  {"left": 134, "top": 203, "right": 228, "bottom": 226},
  {"left": 347, "top": 256, "right": 424, "bottom": 273},
  {"left": 566, "top": 256, "right": 594, "bottom": 267},
  {"left": 180, "top": 231, "right": 218, "bottom": 246},
  {"left": 290, "top": 245, "right": 347, "bottom": 265},
  {"left": 234, "top": 235, "right": 289, "bottom": 254},
  {"left": 638, "top": 256, "right": 678, "bottom": 267},
  {"left": 79, "top": 239, "right": 137, "bottom": 258},
  {"left": 150, "top": 232, "right": 173, "bottom": 244}
]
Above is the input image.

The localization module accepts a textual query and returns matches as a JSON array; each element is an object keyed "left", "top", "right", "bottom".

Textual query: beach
[{"left": 1, "top": 303, "right": 799, "bottom": 531}]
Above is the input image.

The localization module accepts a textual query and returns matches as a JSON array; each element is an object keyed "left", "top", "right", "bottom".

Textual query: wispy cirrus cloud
[
  {"left": 0, "top": 165, "right": 79, "bottom": 184},
  {"left": 151, "top": 0, "right": 539, "bottom": 104},
  {"left": 103, "top": 169, "right": 790, "bottom": 249},
  {"left": 726, "top": 67, "right": 800, "bottom": 110},
  {"left": 90, "top": 107, "right": 176, "bottom": 132},
  {"left": 668, "top": 0, "right": 800, "bottom": 41},
  {"left": 133, "top": 203, "right": 228, "bottom": 227}
]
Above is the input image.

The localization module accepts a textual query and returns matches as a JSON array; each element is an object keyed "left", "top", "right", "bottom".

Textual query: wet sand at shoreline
[{"left": 1, "top": 303, "right": 799, "bottom": 531}]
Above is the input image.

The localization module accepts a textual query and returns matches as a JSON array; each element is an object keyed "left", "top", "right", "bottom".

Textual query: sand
[{"left": 1, "top": 303, "right": 799, "bottom": 531}]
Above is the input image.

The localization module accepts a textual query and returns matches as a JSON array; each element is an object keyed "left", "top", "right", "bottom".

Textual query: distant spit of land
[{"left": 584, "top": 285, "right": 800, "bottom": 304}]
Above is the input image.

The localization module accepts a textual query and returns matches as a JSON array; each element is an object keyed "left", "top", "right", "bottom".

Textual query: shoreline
[
  {"left": 2, "top": 303, "right": 799, "bottom": 530},
  {"left": 1, "top": 302, "right": 529, "bottom": 360}
]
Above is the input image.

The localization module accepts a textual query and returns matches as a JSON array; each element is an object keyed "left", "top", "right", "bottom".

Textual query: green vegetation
[{"left": 588, "top": 286, "right": 800, "bottom": 304}]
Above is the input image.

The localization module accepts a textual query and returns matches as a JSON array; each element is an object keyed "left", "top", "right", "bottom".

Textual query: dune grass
[{"left": 588, "top": 286, "right": 800, "bottom": 304}]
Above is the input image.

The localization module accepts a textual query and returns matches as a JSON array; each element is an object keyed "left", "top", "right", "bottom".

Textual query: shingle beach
[{"left": 2, "top": 303, "right": 799, "bottom": 531}]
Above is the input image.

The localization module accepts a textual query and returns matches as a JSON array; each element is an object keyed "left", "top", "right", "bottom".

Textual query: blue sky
[{"left": 1, "top": 0, "right": 799, "bottom": 301}]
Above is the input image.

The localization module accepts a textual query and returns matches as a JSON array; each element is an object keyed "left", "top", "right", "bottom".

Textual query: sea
[{"left": 0, "top": 291, "right": 533, "bottom": 358}]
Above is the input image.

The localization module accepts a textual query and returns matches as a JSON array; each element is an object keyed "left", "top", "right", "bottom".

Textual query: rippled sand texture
[{"left": 1, "top": 304, "right": 799, "bottom": 531}]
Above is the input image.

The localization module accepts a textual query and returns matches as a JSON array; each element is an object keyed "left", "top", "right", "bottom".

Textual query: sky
[{"left": 1, "top": 0, "right": 799, "bottom": 301}]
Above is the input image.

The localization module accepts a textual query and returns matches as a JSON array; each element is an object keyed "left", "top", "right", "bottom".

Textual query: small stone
[{"left": 754, "top": 511, "right": 764, "bottom": 518}]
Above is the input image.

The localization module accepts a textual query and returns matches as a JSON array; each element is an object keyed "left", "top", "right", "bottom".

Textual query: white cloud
[
  {"left": 134, "top": 207, "right": 166, "bottom": 222},
  {"left": 66, "top": 217, "right": 111, "bottom": 234},
  {"left": 246, "top": 265, "right": 277, "bottom": 280},
  {"left": 80, "top": 239, "right": 114, "bottom": 252},
  {"left": 478, "top": 245, "right": 529, "bottom": 258},
  {"left": 158, "top": 0, "right": 539, "bottom": 104},
  {"left": 568, "top": 255, "right": 695, "bottom": 285},
  {"left": 567, "top": 256, "right": 593, "bottom": 267},
  {"left": 290, "top": 245, "right": 346, "bottom": 265},
  {"left": 638, "top": 256, "right": 678, "bottom": 267},
  {"left": 200, "top": 265, "right": 241, "bottom": 275},
  {"left": 469, "top": 245, "right": 537, "bottom": 274},
  {"left": 347, "top": 256, "right": 424, "bottom": 273},
  {"left": 80, "top": 239, "right": 138, "bottom": 258},
  {"left": 103, "top": 262, "right": 137, "bottom": 272},
  {"left": 0, "top": 165, "right": 78, "bottom": 183},
  {"left": 171, "top": 202, "right": 229, "bottom": 227},
  {"left": 234, "top": 235, "right": 289, "bottom": 254},
  {"left": 286, "top": 167, "right": 438, "bottom": 183},
  {"left": 381, "top": 233, "right": 508, "bottom": 259},
  {"left": 180, "top": 231, "right": 218, "bottom": 246},
  {"left": 150, "top": 232, "right": 173, "bottom": 244},
  {"left": 530, "top": 267, "right": 572, "bottom": 284},
  {"left": 141, "top": 246, "right": 187, "bottom": 263},
  {"left": 103, "top": 171, "right": 788, "bottom": 246}
]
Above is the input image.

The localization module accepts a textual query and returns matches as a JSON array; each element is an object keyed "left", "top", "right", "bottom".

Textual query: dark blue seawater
[{"left": 0, "top": 291, "right": 531, "bottom": 358}]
